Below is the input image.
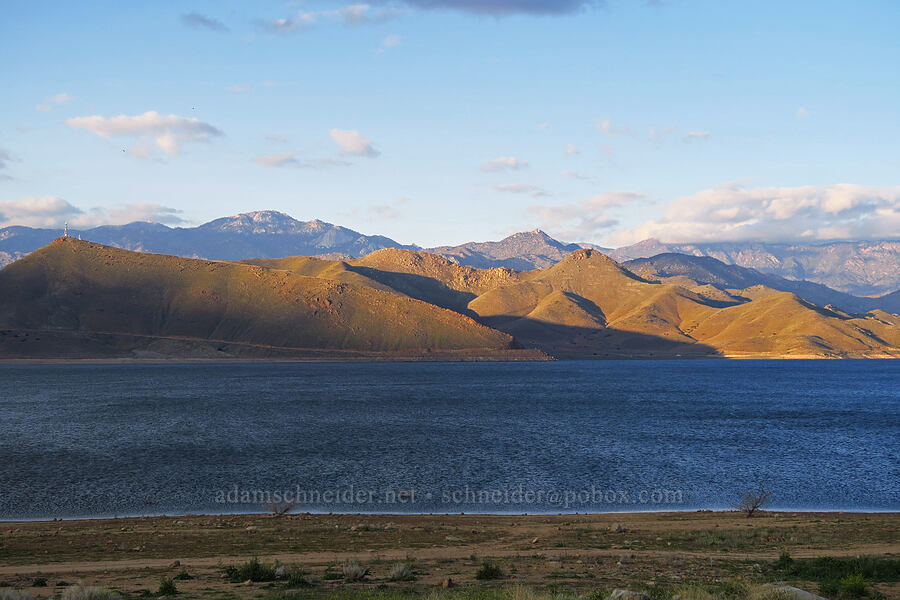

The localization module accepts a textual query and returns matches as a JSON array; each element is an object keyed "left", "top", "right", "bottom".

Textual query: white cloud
[
  {"left": 330, "top": 129, "right": 380, "bottom": 157},
  {"left": 530, "top": 192, "right": 641, "bottom": 240},
  {"left": 322, "top": 3, "right": 402, "bottom": 25},
  {"left": 481, "top": 156, "right": 528, "bottom": 172},
  {"left": 683, "top": 131, "right": 710, "bottom": 142},
  {"left": 597, "top": 118, "right": 710, "bottom": 144},
  {"left": 596, "top": 118, "right": 632, "bottom": 138},
  {"left": 565, "top": 144, "right": 579, "bottom": 156},
  {"left": 225, "top": 83, "right": 252, "bottom": 93},
  {"left": 796, "top": 106, "right": 810, "bottom": 118},
  {"left": 35, "top": 92, "right": 74, "bottom": 112},
  {"left": 608, "top": 183, "right": 900, "bottom": 245},
  {"left": 398, "top": 0, "right": 593, "bottom": 16},
  {"left": 382, "top": 34, "right": 403, "bottom": 47},
  {"left": 65, "top": 111, "right": 223, "bottom": 158},
  {"left": 252, "top": 153, "right": 351, "bottom": 169},
  {"left": 264, "top": 12, "right": 317, "bottom": 32},
  {"left": 0, "top": 196, "right": 185, "bottom": 228},
  {"left": 562, "top": 170, "right": 590, "bottom": 180},
  {"left": 253, "top": 153, "right": 301, "bottom": 168},
  {"left": 494, "top": 184, "right": 550, "bottom": 197},
  {"left": 264, "top": 3, "right": 401, "bottom": 33}
]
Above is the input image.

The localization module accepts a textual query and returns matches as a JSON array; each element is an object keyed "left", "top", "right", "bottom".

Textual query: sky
[{"left": 1, "top": 0, "right": 899, "bottom": 248}]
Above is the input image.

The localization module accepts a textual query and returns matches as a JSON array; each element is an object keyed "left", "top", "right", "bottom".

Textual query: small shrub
[
  {"left": 772, "top": 550, "right": 794, "bottom": 571},
  {"left": 286, "top": 568, "right": 312, "bottom": 588},
  {"left": 475, "top": 560, "right": 505, "bottom": 580},
  {"left": 60, "top": 584, "right": 121, "bottom": 600},
  {"left": 157, "top": 578, "right": 177, "bottom": 597},
  {"left": 342, "top": 561, "right": 370, "bottom": 582},
  {"left": 29, "top": 580, "right": 46, "bottom": 588},
  {"left": 388, "top": 563, "right": 416, "bottom": 582},
  {"left": 222, "top": 557, "right": 280, "bottom": 583},
  {"left": 172, "top": 570, "right": 192, "bottom": 581},
  {"left": 838, "top": 573, "right": 868, "bottom": 598}
]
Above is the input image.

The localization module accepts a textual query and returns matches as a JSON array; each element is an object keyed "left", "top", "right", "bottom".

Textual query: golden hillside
[
  {"left": 2, "top": 240, "right": 898, "bottom": 359},
  {"left": 0, "top": 238, "right": 521, "bottom": 359}
]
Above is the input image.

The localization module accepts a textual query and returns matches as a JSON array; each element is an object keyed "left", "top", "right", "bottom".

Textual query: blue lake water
[{"left": 0, "top": 360, "right": 898, "bottom": 520}]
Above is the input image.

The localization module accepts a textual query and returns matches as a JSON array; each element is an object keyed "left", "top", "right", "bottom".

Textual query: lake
[{"left": 0, "top": 360, "right": 897, "bottom": 520}]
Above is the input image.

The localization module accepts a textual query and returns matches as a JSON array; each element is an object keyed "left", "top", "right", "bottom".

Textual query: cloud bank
[
  {"left": 609, "top": 183, "right": 900, "bottom": 245},
  {"left": 0, "top": 197, "right": 185, "bottom": 228},
  {"left": 65, "top": 111, "right": 223, "bottom": 158},
  {"left": 531, "top": 192, "right": 641, "bottom": 240}
]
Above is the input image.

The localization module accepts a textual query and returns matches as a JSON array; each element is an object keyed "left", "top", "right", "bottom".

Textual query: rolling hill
[
  {"left": 623, "top": 253, "right": 900, "bottom": 315},
  {"left": 0, "top": 238, "right": 525, "bottom": 360},
  {"left": 1, "top": 239, "right": 898, "bottom": 360}
]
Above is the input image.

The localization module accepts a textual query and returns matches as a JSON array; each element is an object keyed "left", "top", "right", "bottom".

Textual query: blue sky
[{"left": 2, "top": 0, "right": 899, "bottom": 247}]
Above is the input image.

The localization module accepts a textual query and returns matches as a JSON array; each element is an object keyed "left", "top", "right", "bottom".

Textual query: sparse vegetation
[
  {"left": 157, "top": 577, "right": 177, "bottom": 596},
  {"left": 28, "top": 579, "right": 45, "bottom": 588},
  {"left": 0, "top": 591, "right": 33, "bottom": 600},
  {"left": 772, "top": 552, "right": 898, "bottom": 599},
  {"left": 342, "top": 560, "right": 370, "bottom": 582},
  {"left": 59, "top": 585, "right": 121, "bottom": 600},
  {"left": 475, "top": 560, "right": 505, "bottom": 580},
  {"left": 285, "top": 568, "right": 312, "bottom": 588},
  {"left": 388, "top": 563, "right": 416, "bottom": 582},
  {"left": 172, "top": 570, "right": 192, "bottom": 581},
  {"left": 222, "top": 557, "right": 281, "bottom": 583}
]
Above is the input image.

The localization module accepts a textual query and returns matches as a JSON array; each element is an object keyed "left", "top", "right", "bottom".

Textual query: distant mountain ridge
[
  {"left": 623, "top": 253, "right": 900, "bottom": 315},
  {"left": 609, "top": 238, "right": 900, "bottom": 296},
  {"left": 427, "top": 230, "right": 609, "bottom": 271},
  {"left": 2, "top": 211, "right": 898, "bottom": 296},
  {"left": 0, "top": 211, "right": 417, "bottom": 267}
]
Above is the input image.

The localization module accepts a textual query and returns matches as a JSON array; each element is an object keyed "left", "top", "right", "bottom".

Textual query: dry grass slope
[
  {"left": 2, "top": 240, "right": 898, "bottom": 359},
  {"left": 0, "top": 239, "right": 517, "bottom": 357}
]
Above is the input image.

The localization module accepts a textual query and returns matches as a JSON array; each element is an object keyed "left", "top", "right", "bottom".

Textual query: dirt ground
[{"left": 1, "top": 511, "right": 897, "bottom": 598}]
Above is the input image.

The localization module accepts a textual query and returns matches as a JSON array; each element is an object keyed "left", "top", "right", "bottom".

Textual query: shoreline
[
  {"left": 4, "top": 508, "right": 899, "bottom": 525},
  {"left": 3, "top": 354, "right": 900, "bottom": 364}
]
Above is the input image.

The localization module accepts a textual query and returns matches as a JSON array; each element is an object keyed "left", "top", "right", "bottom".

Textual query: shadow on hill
[
  {"left": 346, "top": 265, "right": 479, "bottom": 315},
  {"left": 479, "top": 316, "right": 720, "bottom": 359}
]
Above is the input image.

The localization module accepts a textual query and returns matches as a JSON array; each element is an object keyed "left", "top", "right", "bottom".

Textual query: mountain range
[
  {"left": 1, "top": 210, "right": 898, "bottom": 298},
  {"left": 1, "top": 238, "right": 899, "bottom": 360}
]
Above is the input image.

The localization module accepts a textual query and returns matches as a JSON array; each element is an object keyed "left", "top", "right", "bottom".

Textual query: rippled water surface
[{"left": 1, "top": 360, "right": 897, "bottom": 519}]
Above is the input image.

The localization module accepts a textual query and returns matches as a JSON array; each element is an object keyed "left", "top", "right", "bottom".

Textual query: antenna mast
[{"left": 64, "top": 222, "right": 68, "bottom": 238}]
